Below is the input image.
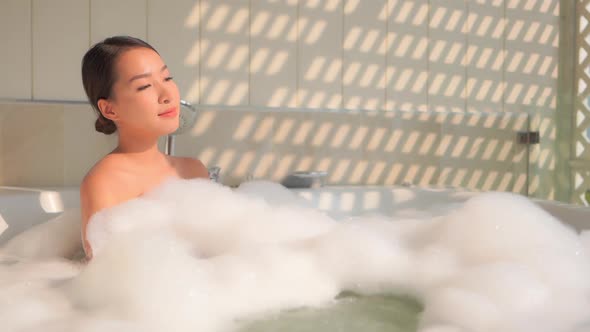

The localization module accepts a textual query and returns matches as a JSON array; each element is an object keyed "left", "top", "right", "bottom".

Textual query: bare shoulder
[
  {"left": 169, "top": 156, "right": 209, "bottom": 180},
  {"left": 81, "top": 156, "right": 114, "bottom": 191},
  {"left": 80, "top": 156, "right": 128, "bottom": 259},
  {"left": 81, "top": 155, "right": 123, "bottom": 192},
  {"left": 80, "top": 155, "right": 129, "bottom": 220}
]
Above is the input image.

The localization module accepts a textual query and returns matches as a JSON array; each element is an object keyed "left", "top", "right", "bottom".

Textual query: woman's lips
[{"left": 158, "top": 107, "right": 177, "bottom": 117}]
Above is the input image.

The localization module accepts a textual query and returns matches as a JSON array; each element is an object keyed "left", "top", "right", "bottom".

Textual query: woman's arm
[{"left": 79, "top": 172, "right": 118, "bottom": 260}]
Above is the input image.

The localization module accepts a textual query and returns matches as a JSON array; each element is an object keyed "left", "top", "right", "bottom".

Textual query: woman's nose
[{"left": 158, "top": 87, "right": 171, "bottom": 104}]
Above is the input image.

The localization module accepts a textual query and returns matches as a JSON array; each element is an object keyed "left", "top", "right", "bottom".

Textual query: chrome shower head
[
  {"left": 172, "top": 100, "right": 198, "bottom": 136},
  {"left": 164, "top": 100, "right": 198, "bottom": 156}
]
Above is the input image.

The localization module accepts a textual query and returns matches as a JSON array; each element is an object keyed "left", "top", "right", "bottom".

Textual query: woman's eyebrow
[{"left": 128, "top": 65, "right": 168, "bottom": 83}]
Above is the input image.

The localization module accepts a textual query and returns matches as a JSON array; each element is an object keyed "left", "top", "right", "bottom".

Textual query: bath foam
[
  {"left": 0, "top": 214, "right": 7, "bottom": 237},
  {"left": 414, "top": 193, "right": 590, "bottom": 332},
  {"left": 0, "top": 178, "right": 589, "bottom": 332},
  {"left": 1, "top": 208, "right": 82, "bottom": 260},
  {"left": 582, "top": 230, "right": 590, "bottom": 257}
]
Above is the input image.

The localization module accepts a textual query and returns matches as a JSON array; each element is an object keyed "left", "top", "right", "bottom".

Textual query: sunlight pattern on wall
[
  {"left": 0, "top": 0, "right": 571, "bottom": 197},
  {"left": 176, "top": 107, "right": 529, "bottom": 195},
  {"left": 175, "top": 1, "right": 558, "bottom": 114},
  {"left": 575, "top": 0, "right": 590, "bottom": 205},
  {"left": 167, "top": 0, "right": 556, "bottom": 197}
]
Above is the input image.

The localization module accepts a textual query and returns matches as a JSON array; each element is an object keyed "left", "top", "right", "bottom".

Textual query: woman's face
[{"left": 106, "top": 47, "right": 180, "bottom": 137}]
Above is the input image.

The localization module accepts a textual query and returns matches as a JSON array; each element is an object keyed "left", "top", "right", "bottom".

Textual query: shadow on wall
[
  {"left": 158, "top": 1, "right": 563, "bottom": 198},
  {"left": 191, "top": 1, "right": 558, "bottom": 111},
  {"left": 175, "top": 108, "right": 530, "bottom": 195}
]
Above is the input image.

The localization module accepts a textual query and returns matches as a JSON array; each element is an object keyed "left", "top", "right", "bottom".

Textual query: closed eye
[
  {"left": 137, "top": 84, "right": 151, "bottom": 91},
  {"left": 136, "top": 76, "right": 172, "bottom": 91}
]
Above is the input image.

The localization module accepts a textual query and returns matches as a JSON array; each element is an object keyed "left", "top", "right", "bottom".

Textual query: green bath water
[{"left": 239, "top": 293, "right": 422, "bottom": 332}]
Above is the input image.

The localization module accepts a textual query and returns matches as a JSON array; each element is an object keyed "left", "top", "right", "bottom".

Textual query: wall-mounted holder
[{"left": 517, "top": 131, "right": 540, "bottom": 145}]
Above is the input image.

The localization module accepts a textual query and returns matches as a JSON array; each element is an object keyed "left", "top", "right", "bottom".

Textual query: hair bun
[{"left": 95, "top": 116, "right": 117, "bottom": 135}]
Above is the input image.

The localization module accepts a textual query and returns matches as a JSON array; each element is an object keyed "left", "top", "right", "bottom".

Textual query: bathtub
[
  {"left": 1, "top": 183, "right": 590, "bottom": 332},
  {"left": 0, "top": 186, "right": 80, "bottom": 244},
  {"left": 291, "top": 186, "right": 590, "bottom": 232},
  {"left": 1, "top": 184, "right": 589, "bottom": 245}
]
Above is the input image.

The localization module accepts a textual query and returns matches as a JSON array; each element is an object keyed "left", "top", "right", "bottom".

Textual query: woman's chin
[{"left": 160, "top": 122, "right": 180, "bottom": 136}]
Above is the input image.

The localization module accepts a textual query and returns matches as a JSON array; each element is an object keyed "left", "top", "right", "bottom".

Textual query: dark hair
[{"left": 81, "top": 36, "right": 158, "bottom": 135}]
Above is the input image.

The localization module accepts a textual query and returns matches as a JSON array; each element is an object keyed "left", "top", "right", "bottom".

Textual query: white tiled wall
[
  {"left": 32, "top": 0, "right": 89, "bottom": 101},
  {"left": 342, "top": 0, "right": 387, "bottom": 110},
  {"left": 148, "top": 0, "right": 200, "bottom": 103},
  {"left": 465, "top": 0, "right": 505, "bottom": 113},
  {"left": 428, "top": 0, "right": 467, "bottom": 113},
  {"left": 91, "top": 0, "right": 147, "bottom": 44},
  {"left": 1, "top": 103, "right": 65, "bottom": 186},
  {"left": 0, "top": 0, "right": 32, "bottom": 99},
  {"left": 385, "top": 0, "right": 428, "bottom": 112},
  {"left": 250, "top": 0, "right": 298, "bottom": 107},
  {"left": 0, "top": 101, "right": 530, "bottom": 193},
  {"left": 0, "top": 0, "right": 560, "bottom": 114},
  {"left": 175, "top": 106, "right": 529, "bottom": 190},
  {"left": 298, "top": 0, "right": 343, "bottom": 109},
  {"left": 504, "top": 0, "right": 560, "bottom": 199},
  {"left": 0, "top": 1, "right": 563, "bottom": 199},
  {"left": 0, "top": 102, "right": 116, "bottom": 187},
  {"left": 200, "top": 0, "right": 250, "bottom": 105}
]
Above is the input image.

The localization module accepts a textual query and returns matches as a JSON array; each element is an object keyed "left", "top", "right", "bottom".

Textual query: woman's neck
[{"left": 113, "top": 131, "right": 166, "bottom": 164}]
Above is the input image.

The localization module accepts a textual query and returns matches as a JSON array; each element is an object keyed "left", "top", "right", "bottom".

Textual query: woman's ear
[{"left": 97, "top": 99, "right": 117, "bottom": 121}]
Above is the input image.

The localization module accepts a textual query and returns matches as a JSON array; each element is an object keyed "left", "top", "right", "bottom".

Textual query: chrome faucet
[{"left": 208, "top": 166, "right": 221, "bottom": 183}]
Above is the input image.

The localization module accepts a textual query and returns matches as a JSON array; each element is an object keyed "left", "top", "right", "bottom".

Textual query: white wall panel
[
  {"left": 343, "top": 0, "right": 387, "bottom": 110},
  {"left": 0, "top": 0, "right": 32, "bottom": 99},
  {"left": 200, "top": 0, "right": 249, "bottom": 105},
  {"left": 250, "top": 0, "right": 298, "bottom": 107},
  {"left": 148, "top": 0, "right": 200, "bottom": 103},
  {"left": 33, "top": 0, "right": 90, "bottom": 101},
  {"left": 298, "top": 0, "right": 343, "bottom": 109},
  {"left": 91, "top": 0, "right": 147, "bottom": 44}
]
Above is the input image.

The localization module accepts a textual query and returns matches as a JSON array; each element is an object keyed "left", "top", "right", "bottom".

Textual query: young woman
[{"left": 80, "top": 36, "right": 209, "bottom": 259}]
